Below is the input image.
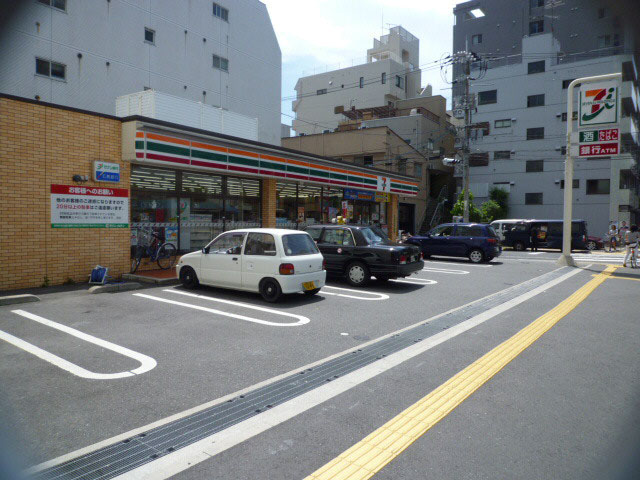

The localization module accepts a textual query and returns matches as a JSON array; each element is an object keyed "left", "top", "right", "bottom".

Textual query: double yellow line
[{"left": 306, "top": 265, "right": 618, "bottom": 480}]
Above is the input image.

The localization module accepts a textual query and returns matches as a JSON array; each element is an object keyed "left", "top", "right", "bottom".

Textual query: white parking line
[
  {"left": 134, "top": 291, "right": 310, "bottom": 327},
  {"left": 424, "top": 261, "right": 493, "bottom": 268},
  {"left": 390, "top": 278, "right": 438, "bottom": 285},
  {"left": 422, "top": 267, "right": 470, "bottom": 275},
  {"left": 528, "top": 252, "right": 544, "bottom": 255},
  {"left": 0, "top": 310, "right": 157, "bottom": 380},
  {"left": 320, "top": 285, "right": 389, "bottom": 301}
]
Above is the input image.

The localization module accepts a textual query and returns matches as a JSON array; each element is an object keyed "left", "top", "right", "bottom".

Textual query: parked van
[
  {"left": 503, "top": 219, "right": 588, "bottom": 251},
  {"left": 490, "top": 219, "right": 527, "bottom": 241}
]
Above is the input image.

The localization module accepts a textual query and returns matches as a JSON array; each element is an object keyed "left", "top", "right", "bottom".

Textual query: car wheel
[
  {"left": 587, "top": 240, "right": 597, "bottom": 251},
  {"left": 260, "top": 278, "right": 282, "bottom": 302},
  {"left": 345, "top": 262, "right": 370, "bottom": 287},
  {"left": 179, "top": 267, "right": 199, "bottom": 289},
  {"left": 469, "top": 249, "right": 485, "bottom": 263},
  {"left": 514, "top": 241, "right": 526, "bottom": 251},
  {"left": 304, "top": 288, "right": 321, "bottom": 296}
]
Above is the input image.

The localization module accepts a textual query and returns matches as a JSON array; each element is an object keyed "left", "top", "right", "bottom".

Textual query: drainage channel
[{"left": 33, "top": 267, "right": 570, "bottom": 480}]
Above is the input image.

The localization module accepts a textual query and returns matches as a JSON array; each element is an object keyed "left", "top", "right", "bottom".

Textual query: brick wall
[
  {"left": 261, "top": 178, "right": 277, "bottom": 228},
  {"left": 0, "top": 97, "right": 130, "bottom": 291}
]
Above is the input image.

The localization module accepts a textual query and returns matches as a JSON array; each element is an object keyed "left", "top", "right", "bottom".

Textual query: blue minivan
[
  {"left": 502, "top": 219, "right": 588, "bottom": 251},
  {"left": 404, "top": 223, "right": 502, "bottom": 263}
]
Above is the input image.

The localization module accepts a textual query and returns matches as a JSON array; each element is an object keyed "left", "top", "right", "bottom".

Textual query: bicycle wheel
[
  {"left": 157, "top": 243, "right": 177, "bottom": 269},
  {"left": 131, "top": 246, "right": 142, "bottom": 273}
]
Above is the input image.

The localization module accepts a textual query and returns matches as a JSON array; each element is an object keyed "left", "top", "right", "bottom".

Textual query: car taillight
[
  {"left": 399, "top": 254, "right": 407, "bottom": 264},
  {"left": 322, "top": 259, "right": 326, "bottom": 270},
  {"left": 583, "top": 235, "right": 587, "bottom": 242},
  {"left": 487, "top": 238, "right": 497, "bottom": 244},
  {"left": 279, "top": 263, "right": 295, "bottom": 275}
]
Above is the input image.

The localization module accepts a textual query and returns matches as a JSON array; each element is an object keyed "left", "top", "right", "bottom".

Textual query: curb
[
  {"left": 88, "top": 282, "right": 142, "bottom": 294},
  {"left": 121, "top": 274, "right": 179, "bottom": 286},
  {"left": 0, "top": 294, "right": 41, "bottom": 306}
]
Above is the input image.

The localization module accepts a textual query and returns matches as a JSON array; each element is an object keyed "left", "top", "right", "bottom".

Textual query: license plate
[{"left": 302, "top": 281, "right": 316, "bottom": 291}]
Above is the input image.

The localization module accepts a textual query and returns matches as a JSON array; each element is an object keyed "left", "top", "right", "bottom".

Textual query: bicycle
[{"left": 131, "top": 228, "right": 177, "bottom": 273}]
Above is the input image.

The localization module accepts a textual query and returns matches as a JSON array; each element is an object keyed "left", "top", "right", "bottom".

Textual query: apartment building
[
  {"left": 292, "top": 26, "right": 426, "bottom": 136},
  {"left": 0, "top": 0, "right": 281, "bottom": 144},
  {"left": 452, "top": 0, "right": 640, "bottom": 235}
]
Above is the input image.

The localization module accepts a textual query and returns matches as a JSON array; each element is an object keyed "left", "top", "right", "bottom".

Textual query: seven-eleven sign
[
  {"left": 377, "top": 175, "right": 391, "bottom": 192},
  {"left": 579, "top": 81, "right": 619, "bottom": 127}
]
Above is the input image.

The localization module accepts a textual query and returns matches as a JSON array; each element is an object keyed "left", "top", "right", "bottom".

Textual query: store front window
[
  {"left": 226, "top": 177, "right": 261, "bottom": 226},
  {"left": 297, "top": 183, "right": 323, "bottom": 227},
  {"left": 276, "top": 181, "right": 298, "bottom": 228},
  {"left": 181, "top": 171, "right": 224, "bottom": 251},
  {"left": 323, "top": 186, "right": 343, "bottom": 223}
]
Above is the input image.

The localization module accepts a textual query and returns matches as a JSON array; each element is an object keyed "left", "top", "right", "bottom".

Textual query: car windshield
[
  {"left": 360, "top": 227, "right": 390, "bottom": 245},
  {"left": 282, "top": 234, "right": 319, "bottom": 256}
]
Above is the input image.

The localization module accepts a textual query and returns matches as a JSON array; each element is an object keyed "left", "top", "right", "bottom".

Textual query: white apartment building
[
  {"left": 292, "top": 26, "right": 424, "bottom": 136},
  {"left": 465, "top": 33, "right": 639, "bottom": 235},
  {"left": 0, "top": 0, "right": 281, "bottom": 145}
]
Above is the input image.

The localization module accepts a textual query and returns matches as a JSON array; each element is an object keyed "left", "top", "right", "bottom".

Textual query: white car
[{"left": 176, "top": 228, "right": 326, "bottom": 302}]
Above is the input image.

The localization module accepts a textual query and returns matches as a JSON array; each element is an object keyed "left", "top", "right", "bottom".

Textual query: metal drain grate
[{"left": 32, "top": 268, "right": 569, "bottom": 480}]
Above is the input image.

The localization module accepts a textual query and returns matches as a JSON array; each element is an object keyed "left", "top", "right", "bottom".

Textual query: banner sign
[
  {"left": 94, "top": 161, "right": 121, "bottom": 182},
  {"left": 571, "top": 128, "right": 620, "bottom": 157},
  {"left": 579, "top": 81, "right": 619, "bottom": 127},
  {"left": 51, "top": 185, "right": 129, "bottom": 228}
]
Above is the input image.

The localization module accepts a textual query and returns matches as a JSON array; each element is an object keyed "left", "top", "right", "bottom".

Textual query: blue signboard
[{"left": 94, "top": 161, "right": 121, "bottom": 183}]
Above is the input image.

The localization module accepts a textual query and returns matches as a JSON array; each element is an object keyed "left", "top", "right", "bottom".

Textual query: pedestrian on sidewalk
[
  {"left": 623, "top": 225, "right": 639, "bottom": 268},
  {"left": 608, "top": 224, "right": 618, "bottom": 252},
  {"left": 530, "top": 226, "right": 539, "bottom": 252}
]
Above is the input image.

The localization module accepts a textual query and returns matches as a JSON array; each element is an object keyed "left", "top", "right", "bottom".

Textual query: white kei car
[{"left": 176, "top": 228, "right": 326, "bottom": 302}]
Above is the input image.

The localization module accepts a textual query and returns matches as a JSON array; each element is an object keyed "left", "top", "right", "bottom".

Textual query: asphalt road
[{"left": 0, "top": 250, "right": 638, "bottom": 479}]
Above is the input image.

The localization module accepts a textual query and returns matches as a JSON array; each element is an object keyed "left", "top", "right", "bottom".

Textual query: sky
[{"left": 261, "top": 0, "right": 464, "bottom": 128}]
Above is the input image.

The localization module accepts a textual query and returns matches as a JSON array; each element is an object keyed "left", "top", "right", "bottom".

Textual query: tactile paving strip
[{"left": 33, "top": 267, "right": 570, "bottom": 480}]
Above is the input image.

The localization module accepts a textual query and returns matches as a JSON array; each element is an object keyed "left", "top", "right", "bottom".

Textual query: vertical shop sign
[{"left": 51, "top": 185, "right": 129, "bottom": 228}]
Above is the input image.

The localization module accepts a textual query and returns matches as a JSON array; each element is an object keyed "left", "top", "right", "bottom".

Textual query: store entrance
[{"left": 399, "top": 203, "right": 415, "bottom": 235}]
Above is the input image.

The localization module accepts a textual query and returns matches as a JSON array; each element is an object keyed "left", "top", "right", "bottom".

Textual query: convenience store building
[{"left": 0, "top": 95, "right": 419, "bottom": 290}]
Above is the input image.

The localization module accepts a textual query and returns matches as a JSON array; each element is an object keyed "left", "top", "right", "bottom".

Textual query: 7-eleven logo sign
[
  {"left": 579, "top": 81, "right": 618, "bottom": 127},
  {"left": 377, "top": 176, "right": 390, "bottom": 192}
]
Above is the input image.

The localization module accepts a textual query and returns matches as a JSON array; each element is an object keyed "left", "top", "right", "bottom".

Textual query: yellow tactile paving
[{"left": 305, "top": 265, "right": 618, "bottom": 480}]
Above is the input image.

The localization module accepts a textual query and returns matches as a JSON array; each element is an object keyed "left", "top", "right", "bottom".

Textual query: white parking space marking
[
  {"left": 320, "top": 285, "right": 389, "bottom": 301},
  {"left": 134, "top": 292, "right": 310, "bottom": 327},
  {"left": 0, "top": 310, "right": 156, "bottom": 380},
  {"left": 422, "top": 267, "right": 470, "bottom": 275},
  {"left": 528, "top": 252, "right": 544, "bottom": 255},
  {"left": 390, "top": 278, "right": 438, "bottom": 285},
  {"left": 424, "top": 261, "right": 493, "bottom": 268}
]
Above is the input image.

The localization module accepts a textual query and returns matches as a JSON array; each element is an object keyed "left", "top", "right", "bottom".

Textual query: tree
[
  {"left": 450, "top": 190, "right": 484, "bottom": 222},
  {"left": 488, "top": 187, "right": 509, "bottom": 219},
  {"left": 480, "top": 199, "right": 502, "bottom": 223}
]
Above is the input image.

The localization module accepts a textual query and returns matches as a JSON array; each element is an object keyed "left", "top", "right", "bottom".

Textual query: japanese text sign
[{"left": 51, "top": 184, "right": 129, "bottom": 228}]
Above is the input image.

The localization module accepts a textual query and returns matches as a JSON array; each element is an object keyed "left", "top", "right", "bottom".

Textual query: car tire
[
  {"left": 260, "top": 278, "right": 282, "bottom": 302},
  {"left": 345, "top": 262, "right": 370, "bottom": 287},
  {"left": 304, "top": 288, "right": 321, "bottom": 296},
  {"left": 179, "top": 267, "right": 199, "bottom": 290},
  {"left": 469, "top": 249, "right": 485, "bottom": 263},
  {"left": 587, "top": 240, "right": 597, "bottom": 251},
  {"left": 514, "top": 241, "right": 526, "bottom": 251}
]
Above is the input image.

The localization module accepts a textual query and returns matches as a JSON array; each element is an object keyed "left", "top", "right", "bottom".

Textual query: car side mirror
[{"left": 202, "top": 247, "right": 210, "bottom": 254}]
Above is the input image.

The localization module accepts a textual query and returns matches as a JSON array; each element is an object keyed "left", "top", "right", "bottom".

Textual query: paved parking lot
[{"left": 1, "top": 251, "right": 638, "bottom": 479}]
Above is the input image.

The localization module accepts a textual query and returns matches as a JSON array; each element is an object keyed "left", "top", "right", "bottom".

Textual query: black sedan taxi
[{"left": 304, "top": 225, "right": 424, "bottom": 286}]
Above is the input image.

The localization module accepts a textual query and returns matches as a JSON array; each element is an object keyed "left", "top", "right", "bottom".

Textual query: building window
[
  {"left": 562, "top": 79, "right": 575, "bottom": 89},
  {"left": 560, "top": 146, "right": 567, "bottom": 155},
  {"left": 528, "top": 60, "right": 545, "bottom": 74},
  {"left": 475, "top": 121, "right": 490, "bottom": 136},
  {"left": 560, "top": 179, "right": 579, "bottom": 189},
  {"left": 381, "top": 72, "right": 386, "bottom": 84},
  {"left": 527, "top": 127, "right": 544, "bottom": 140},
  {"left": 529, "top": 20, "right": 544, "bottom": 35},
  {"left": 37, "top": 0, "right": 66, "bottom": 11},
  {"left": 317, "top": 89, "right": 327, "bottom": 95},
  {"left": 586, "top": 179, "right": 610, "bottom": 195},
  {"left": 414, "top": 163, "right": 422, "bottom": 179},
  {"left": 598, "top": 34, "right": 611, "bottom": 48},
  {"left": 526, "top": 160, "right": 544, "bottom": 172},
  {"left": 35, "top": 58, "right": 66, "bottom": 80},
  {"left": 363, "top": 156, "right": 373, "bottom": 167},
  {"left": 395, "top": 75, "right": 404, "bottom": 89},
  {"left": 478, "top": 90, "right": 497, "bottom": 105},
  {"left": 472, "top": 34, "right": 482, "bottom": 45},
  {"left": 359, "top": 77, "right": 364, "bottom": 88},
  {"left": 598, "top": 7, "right": 606, "bottom": 18},
  {"left": 525, "top": 192, "right": 543, "bottom": 205},
  {"left": 561, "top": 111, "right": 578, "bottom": 121},
  {"left": 494, "top": 118, "right": 512, "bottom": 128},
  {"left": 397, "top": 158, "right": 407, "bottom": 174},
  {"left": 144, "top": 28, "right": 155, "bottom": 44},
  {"left": 494, "top": 151, "right": 511, "bottom": 160},
  {"left": 213, "top": 54, "right": 229, "bottom": 72},
  {"left": 527, "top": 94, "right": 545, "bottom": 107},
  {"left": 213, "top": 2, "right": 229, "bottom": 21},
  {"left": 620, "top": 170, "right": 634, "bottom": 190},
  {"left": 469, "top": 152, "right": 489, "bottom": 167}
]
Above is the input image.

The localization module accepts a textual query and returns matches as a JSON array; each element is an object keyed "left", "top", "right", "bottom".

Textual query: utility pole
[{"left": 453, "top": 51, "right": 475, "bottom": 222}]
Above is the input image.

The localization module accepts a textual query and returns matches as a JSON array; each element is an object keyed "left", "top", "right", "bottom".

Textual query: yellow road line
[
  {"left": 305, "top": 265, "right": 618, "bottom": 480},
  {"left": 593, "top": 273, "right": 640, "bottom": 282}
]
